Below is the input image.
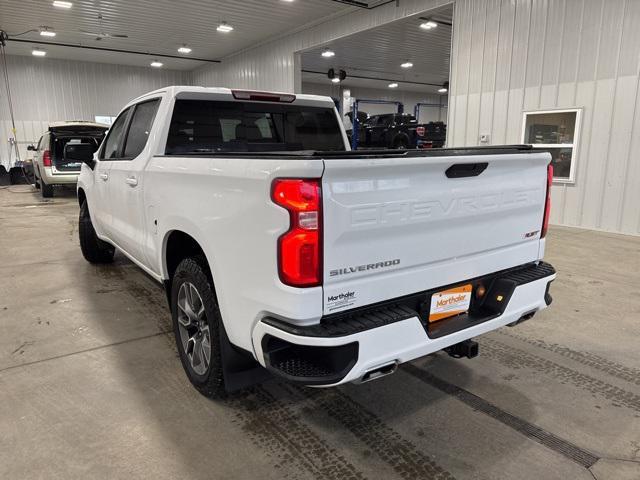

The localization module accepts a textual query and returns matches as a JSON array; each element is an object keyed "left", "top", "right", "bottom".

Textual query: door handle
[
  {"left": 445, "top": 163, "right": 489, "bottom": 178},
  {"left": 99, "top": 173, "right": 109, "bottom": 181},
  {"left": 125, "top": 176, "right": 138, "bottom": 187}
]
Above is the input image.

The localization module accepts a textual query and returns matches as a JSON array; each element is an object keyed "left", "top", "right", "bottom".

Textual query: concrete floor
[{"left": 0, "top": 184, "right": 639, "bottom": 480}]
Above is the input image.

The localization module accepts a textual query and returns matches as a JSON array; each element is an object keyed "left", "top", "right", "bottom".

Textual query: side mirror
[
  {"left": 27, "top": 145, "right": 36, "bottom": 151},
  {"left": 64, "top": 143, "right": 95, "bottom": 169}
]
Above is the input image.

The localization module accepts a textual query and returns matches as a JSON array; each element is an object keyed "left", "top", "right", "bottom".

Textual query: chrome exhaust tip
[{"left": 360, "top": 361, "right": 398, "bottom": 383}]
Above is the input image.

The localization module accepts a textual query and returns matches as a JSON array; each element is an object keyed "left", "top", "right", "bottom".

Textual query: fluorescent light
[
  {"left": 150, "top": 60, "right": 163, "bottom": 67},
  {"left": 40, "top": 27, "right": 56, "bottom": 37},
  {"left": 281, "top": 0, "right": 295, "bottom": 2},
  {"left": 401, "top": 61, "right": 413, "bottom": 68},
  {"left": 32, "top": 49, "right": 47, "bottom": 57},
  {"left": 52, "top": 1, "right": 72, "bottom": 8},
  {"left": 217, "top": 22, "right": 234, "bottom": 32},
  {"left": 388, "top": 83, "right": 399, "bottom": 89},
  {"left": 331, "top": 77, "right": 340, "bottom": 83},
  {"left": 321, "top": 49, "right": 335, "bottom": 58},
  {"left": 178, "top": 46, "right": 192, "bottom": 54},
  {"left": 438, "top": 87, "right": 448, "bottom": 93},
  {"left": 420, "top": 20, "right": 438, "bottom": 30}
]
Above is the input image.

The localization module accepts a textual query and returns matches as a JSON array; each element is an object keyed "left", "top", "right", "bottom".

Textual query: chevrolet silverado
[{"left": 74, "top": 86, "right": 556, "bottom": 398}]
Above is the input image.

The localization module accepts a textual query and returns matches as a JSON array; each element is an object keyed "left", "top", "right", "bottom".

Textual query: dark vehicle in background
[
  {"left": 417, "top": 121, "right": 446, "bottom": 149},
  {"left": 347, "top": 113, "right": 446, "bottom": 150},
  {"left": 29, "top": 121, "right": 108, "bottom": 198}
]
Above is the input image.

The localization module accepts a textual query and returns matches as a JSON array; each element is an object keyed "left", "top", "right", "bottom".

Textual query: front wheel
[
  {"left": 172, "top": 256, "right": 225, "bottom": 398},
  {"left": 78, "top": 201, "right": 115, "bottom": 263}
]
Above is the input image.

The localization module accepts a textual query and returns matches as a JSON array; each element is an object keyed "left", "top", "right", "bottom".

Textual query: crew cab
[
  {"left": 348, "top": 113, "right": 446, "bottom": 149},
  {"left": 29, "top": 121, "right": 108, "bottom": 197},
  {"left": 74, "top": 86, "right": 556, "bottom": 398}
]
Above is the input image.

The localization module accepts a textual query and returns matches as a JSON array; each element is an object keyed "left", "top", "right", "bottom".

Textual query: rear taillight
[
  {"left": 42, "top": 150, "right": 52, "bottom": 167},
  {"left": 416, "top": 126, "right": 425, "bottom": 137},
  {"left": 541, "top": 163, "right": 553, "bottom": 238},
  {"left": 272, "top": 179, "right": 322, "bottom": 287}
]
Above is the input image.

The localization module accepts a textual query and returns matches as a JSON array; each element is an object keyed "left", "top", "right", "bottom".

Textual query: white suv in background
[{"left": 30, "top": 121, "right": 108, "bottom": 198}]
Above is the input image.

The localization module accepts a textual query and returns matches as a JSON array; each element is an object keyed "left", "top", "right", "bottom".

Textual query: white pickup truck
[{"left": 74, "top": 86, "right": 556, "bottom": 398}]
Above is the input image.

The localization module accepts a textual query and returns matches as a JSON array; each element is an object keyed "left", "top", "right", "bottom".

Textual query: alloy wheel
[{"left": 176, "top": 282, "right": 211, "bottom": 376}]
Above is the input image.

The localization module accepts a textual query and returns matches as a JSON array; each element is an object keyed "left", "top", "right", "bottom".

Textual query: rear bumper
[
  {"left": 41, "top": 167, "right": 79, "bottom": 185},
  {"left": 252, "top": 262, "right": 555, "bottom": 386}
]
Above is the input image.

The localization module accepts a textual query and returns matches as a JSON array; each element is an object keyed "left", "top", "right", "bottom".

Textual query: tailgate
[{"left": 321, "top": 149, "right": 551, "bottom": 313}]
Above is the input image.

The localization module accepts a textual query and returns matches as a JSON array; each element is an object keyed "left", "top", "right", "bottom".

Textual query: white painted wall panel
[
  {"left": 0, "top": 55, "right": 190, "bottom": 169},
  {"left": 450, "top": 0, "right": 640, "bottom": 236}
]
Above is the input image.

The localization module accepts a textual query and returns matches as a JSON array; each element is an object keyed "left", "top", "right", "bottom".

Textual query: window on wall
[{"left": 521, "top": 109, "right": 582, "bottom": 183}]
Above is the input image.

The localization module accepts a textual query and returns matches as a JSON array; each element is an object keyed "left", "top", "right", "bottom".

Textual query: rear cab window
[{"left": 165, "top": 99, "right": 346, "bottom": 154}]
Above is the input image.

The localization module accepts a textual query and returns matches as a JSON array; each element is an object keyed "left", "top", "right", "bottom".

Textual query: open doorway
[{"left": 299, "top": 4, "right": 452, "bottom": 150}]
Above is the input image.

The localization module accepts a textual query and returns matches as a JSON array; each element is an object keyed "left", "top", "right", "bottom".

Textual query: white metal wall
[
  {"left": 0, "top": 55, "right": 190, "bottom": 169},
  {"left": 192, "top": 0, "right": 451, "bottom": 92},
  {"left": 302, "top": 82, "right": 448, "bottom": 122},
  {"left": 449, "top": 0, "right": 640, "bottom": 235}
]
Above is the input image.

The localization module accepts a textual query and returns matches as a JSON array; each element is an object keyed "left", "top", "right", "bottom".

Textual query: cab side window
[
  {"left": 100, "top": 108, "right": 131, "bottom": 160},
  {"left": 122, "top": 99, "right": 160, "bottom": 158}
]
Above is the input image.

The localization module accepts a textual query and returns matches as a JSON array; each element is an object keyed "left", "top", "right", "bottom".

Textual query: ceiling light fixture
[
  {"left": 321, "top": 49, "right": 335, "bottom": 58},
  {"left": 39, "top": 27, "right": 56, "bottom": 37},
  {"left": 150, "top": 60, "right": 163, "bottom": 67},
  {"left": 217, "top": 22, "right": 234, "bottom": 33},
  {"left": 438, "top": 81, "right": 449, "bottom": 93},
  {"left": 52, "top": 0, "right": 72, "bottom": 8},
  {"left": 388, "top": 83, "right": 399, "bottom": 89},
  {"left": 331, "top": 77, "right": 340, "bottom": 83},
  {"left": 178, "top": 45, "right": 192, "bottom": 54},
  {"left": 420, "top": 20, "right": 438, "bottom": 30},
  {"left": 401, "top": 61, "right": 413, "bottom": 68},
  {"left": 32, "top": 48, "right": 47, "bottom": 57}
]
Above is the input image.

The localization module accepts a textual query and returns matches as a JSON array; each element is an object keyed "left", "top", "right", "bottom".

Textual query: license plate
[{"left": 429, "top": 284, "right": 472, "bottom": 323}]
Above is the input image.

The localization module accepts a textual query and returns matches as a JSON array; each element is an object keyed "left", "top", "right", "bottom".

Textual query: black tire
[
  {"left": 41, "top": 178, "right": 53, "bottom": 198},
  {"left": 78, "top": 201, "right": 115, "bottom": 263},
  {"left": 171, "top": 256, "right": 225, "bottom": 398},
  {"left": 34, "top": 175, "right": 40, "bottom": 189},
  {"left": 393, "top": 137, "right": 410, "bottom": 150}
]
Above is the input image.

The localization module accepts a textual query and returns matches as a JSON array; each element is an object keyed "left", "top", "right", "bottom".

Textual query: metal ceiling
[
  {"left": 0, "top": 0, "right": 352, "bottom": 70},
  {"left": 301, "top": 4, "right": 452, "bottom": 93}
]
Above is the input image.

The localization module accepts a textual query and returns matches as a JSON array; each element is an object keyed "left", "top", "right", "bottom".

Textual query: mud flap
[{"left": 219, "top": 320, "right": 272, "bottom": 393}]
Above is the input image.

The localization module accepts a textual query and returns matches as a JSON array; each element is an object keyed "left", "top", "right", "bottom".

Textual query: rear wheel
[
  {"left": 171, "top": 256, "right": 225, "bottom": 398},
  {"left": 41, "top": 178, "right": 53, "bottom": 198},
  {"left": 78, "top": 201, "right": 115, "bottom": 263},
  {"left": 393, "top": 137, "right": 410, "bottom": 150}
]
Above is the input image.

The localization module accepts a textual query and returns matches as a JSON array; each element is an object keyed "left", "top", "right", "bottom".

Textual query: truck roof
[{"left": 128, "top": 85, "right": 335, "bottom": 108}]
